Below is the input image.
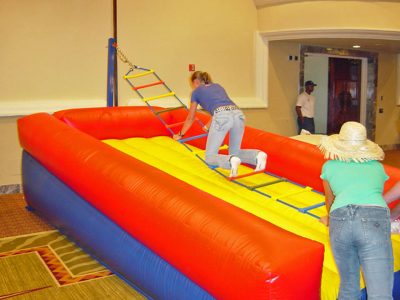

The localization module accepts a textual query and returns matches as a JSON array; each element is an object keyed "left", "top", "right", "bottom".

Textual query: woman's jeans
[
  {"left": 329, "top": 205, "right": 394, "bottom": 300},
  {"left": 205, "top": 110, "right": 261, "bottom": 169}
]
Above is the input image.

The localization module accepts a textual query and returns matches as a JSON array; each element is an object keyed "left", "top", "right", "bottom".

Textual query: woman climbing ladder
[{"left": 173, "top": 71, "right": 267, "bottom": 178}]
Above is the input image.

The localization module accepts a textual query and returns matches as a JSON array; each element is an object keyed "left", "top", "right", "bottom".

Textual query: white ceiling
[{"left": 253, "top": 0, "right": 399, "bottom": 8}]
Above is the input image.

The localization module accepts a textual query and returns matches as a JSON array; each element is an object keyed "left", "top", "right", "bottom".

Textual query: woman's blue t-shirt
[
  {"left": 191, "top": 84, "right": 236, "bottom": 115},
  {"left": 321, "top": 160, "right": 389, "bottom": 212}
]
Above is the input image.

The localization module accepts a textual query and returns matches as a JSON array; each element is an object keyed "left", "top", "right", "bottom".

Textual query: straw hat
[{"left": 318, "top": 122, "right": 384, "bottom": 163}]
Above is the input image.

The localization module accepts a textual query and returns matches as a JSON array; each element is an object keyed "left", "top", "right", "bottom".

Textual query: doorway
[
  {"left": 328, "top": 58, "right": 362, "bottom": 134},
  {"left": 302, "top": 48, "right": 376, "bottom": 137},
  {"left": 304, "top": 54, "right": 329, "bottom": 134}
]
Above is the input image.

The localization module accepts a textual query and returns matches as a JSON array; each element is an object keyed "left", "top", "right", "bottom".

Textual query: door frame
[
  {"left": 304, "top": 53, "right": 368, "bottom": 129},
  {"left": 257, "top": 28, "right": 392, "bottom": 139},
  {"left": 300, "top": 46, "right": 377, "bottom": 140}
]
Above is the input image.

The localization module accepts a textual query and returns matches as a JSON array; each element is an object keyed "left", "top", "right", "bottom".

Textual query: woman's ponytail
[
  {"left": 190, "top": 71, "right": 213, "bottom": 84},
  {"left": 201, "top": 72, "right": 212, "bottom": 84}
]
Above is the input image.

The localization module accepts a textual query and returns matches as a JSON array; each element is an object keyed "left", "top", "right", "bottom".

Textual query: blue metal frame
[
  {"left": 299, "top": 202, "right": 326, "bottom": 213},
  {"left": 178, "top": 133, "right": 209, "bottom": 143},
  {"left": 107, "top": 38, "right": 116, "bottom": 107}
]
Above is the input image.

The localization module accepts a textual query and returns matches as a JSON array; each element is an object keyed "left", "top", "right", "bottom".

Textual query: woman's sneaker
[
  {"left": 391, "top": 220, "right": 400, "bottom": 234},
  {"left": 229, "top": 156, "right": 241, "bottom": 178},
  {"left": 255, "top": 151, "right": 267, "bottom": 171}
]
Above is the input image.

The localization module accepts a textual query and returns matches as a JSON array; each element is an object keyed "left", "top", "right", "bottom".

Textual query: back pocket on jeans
[
  {"left": 213, "top": 117, "right": 230, "bottom": 131},
  {"left": 329, "top": 218, "right": 347, "bottom": 242},
  {"left": 361, "top": 218, "right": 390, "bottom": 245}
]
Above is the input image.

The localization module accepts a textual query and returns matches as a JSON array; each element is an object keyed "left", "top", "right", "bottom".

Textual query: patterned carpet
[
  {"left": 0, "top": 194, "right": 147, "bottom": 299},
  {"left": 0, "top": 194, "right": 51, "bottom": 238}
]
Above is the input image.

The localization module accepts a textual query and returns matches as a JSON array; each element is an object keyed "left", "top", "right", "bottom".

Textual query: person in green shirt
[{"left": 319, "top": 121, "right": 393, "bottom": 300}]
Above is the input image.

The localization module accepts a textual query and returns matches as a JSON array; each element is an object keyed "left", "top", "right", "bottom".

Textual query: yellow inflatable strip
[{"left": 103, "top": 136, "right": 400, "bottom": 300}]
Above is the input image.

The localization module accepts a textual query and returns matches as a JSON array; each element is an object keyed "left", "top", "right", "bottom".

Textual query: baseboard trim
[
  {"left": 0, "top": 99, "right": 106, "bottom": 117},
  {"left": 1, "top": 97, "right": 267, "bottom": 117},
  {"left": 126, "top": 97, "right": 267, "bottom": 109},
  {"left": 0, "top": 184, "right": 22, "bottom": 194}
]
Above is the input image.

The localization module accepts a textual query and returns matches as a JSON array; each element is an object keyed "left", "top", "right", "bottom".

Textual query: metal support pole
[
  {"left": 106, "top": 37, "right": 116, "bottom": 107},
  {"left": 112, "top": 0, "right": 118, "bottom": 106}
]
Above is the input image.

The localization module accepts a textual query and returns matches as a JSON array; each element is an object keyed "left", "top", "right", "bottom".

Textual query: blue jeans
[
  {"left": 205, "top": 110, "right": 260, "bottom": 169},
  {"left": 329, "top": 205, "right": 394, "bottom": 300},
  {"left": 297, "top": 117, "right": 315, "bottom": 134}
]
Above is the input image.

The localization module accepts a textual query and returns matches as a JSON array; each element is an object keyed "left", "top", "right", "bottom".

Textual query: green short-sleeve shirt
[{"left": 321, "top": 160, "right": 389, "bottom": 212}]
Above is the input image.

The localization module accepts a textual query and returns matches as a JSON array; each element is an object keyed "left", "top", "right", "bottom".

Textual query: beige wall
[
  {"left": 258, "top": 1, "right": 400, "bottom": 32},
  {"left": 0, "top": 0, "right": 259, "bottom": 185},
  {"left": 243, "top": 41, "right": 300, "bottom": 135},
  {"left": 0, "top": 0, "right": 257, "bottom": 110},
  {"left": 0, "top": 117, "right": 22, "bottom": 185},
  {"left": 376, "top": 52, "right": 400, "bottom": 146},
  {"left": 117, "top": 0, "right": 258, "bottom": 106},
  {"left": 0, "top": 0, "right": 112, "bottom": 185},
  {"left": 265, "top": 41, "right": 300, "bottom": 135},
  {"left": 0, "top": 0, "right": 111, "bottom": 108},
  {"left": 0, "top": 0, "right": 259, "bottom": 112}
]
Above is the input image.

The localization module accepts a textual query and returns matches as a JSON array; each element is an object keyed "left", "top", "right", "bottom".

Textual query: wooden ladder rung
[
  {"left": 124, "top": 70, "right": 154, "bottom": 79},
  {"left": 166, "top": 118, "right": 201, "bottom": 129},
  {"left": 133, "top": 81, "right": 164, "bottom": 90},
  {"left": 155, "top": 106, "right": 186, "bottom": 115},
  {"left": 229, "top": 169, "right": 265, "bottom": 181},
  {"left": 179, "top": 133, "right": 208, "bottom": 143},
  {"left": 142, "top": 92, "right": 175, "bottom": 102},
  {"left": 271, "top": 187, "right": 313, "bottom": 201},
  {"left": 166, "top": 121, "right": 185, "bottom": 129}
]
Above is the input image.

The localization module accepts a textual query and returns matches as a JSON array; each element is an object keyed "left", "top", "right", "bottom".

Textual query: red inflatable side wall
[
  {"left": 55, "top": 107, "right": 400, "bottom": 195},
  {"left": 19, "top": 110, "right": 324, "bottom": 300},
  {"left": 239, "top": 127, "right": 400, "bottom": 195},
  {"left": 54, "top": 106, "right": 171, "bottom": 140}
]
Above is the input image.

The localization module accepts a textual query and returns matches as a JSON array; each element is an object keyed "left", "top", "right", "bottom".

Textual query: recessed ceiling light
[
  {"left": 326, "top": 47, "right": 333, "bottom": 51},
  {"left": 353, "top": 45, "right": 361, "bottom": 48}
]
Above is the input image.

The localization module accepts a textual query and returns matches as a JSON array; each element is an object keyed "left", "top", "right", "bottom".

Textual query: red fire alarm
[{"left": 189, "top": 64, "right": 195, "bottom": 72}]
